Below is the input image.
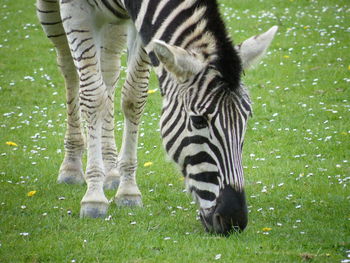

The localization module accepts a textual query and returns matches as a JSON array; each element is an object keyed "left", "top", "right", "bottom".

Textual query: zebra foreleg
[
  {"left": 60, "top": 0, "right": 109, "bottom": 218},
  {"left": 114, "top": 29, "right": 151, "bottom": 207},
  {"left": 100, "top": 23, "right": 128, "bottom": 190},
  {"left": 36, "top": 0, "right": 85, "bottom": 185}
]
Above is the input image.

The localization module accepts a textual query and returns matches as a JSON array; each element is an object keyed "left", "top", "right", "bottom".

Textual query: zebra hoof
[
  {"left": 103, "top": 175, "right": 120, "bottom": 190},
  {"left": 80, "top": 202, "right": 109, "bottom": 218},
  {"left": 115, "top": 195, "right": 143, "bottom": 207},
  {"left": 57, "top": 169, "right": 85, "bottom": 185}
]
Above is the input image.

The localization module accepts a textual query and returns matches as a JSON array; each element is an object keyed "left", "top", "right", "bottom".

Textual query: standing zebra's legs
[
  {"left": 115, "top": 26, "right": 151, "bottom": 207},
  {"left": 60, "top": 1, "right": 109, "bottom": 218},
  {"left": 57, "top": 49, "right": 85, "bottom": 185},
  {"left": 36, "top": 0, "right": 85, "bottom": 185},
  {"left": 99, "top": 23, "right": 128, "bottom": 190}
]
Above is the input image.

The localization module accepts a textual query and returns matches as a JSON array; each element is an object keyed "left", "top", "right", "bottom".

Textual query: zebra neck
[{"left": 122, "top": 0, "right": 242, "bottom": 90}]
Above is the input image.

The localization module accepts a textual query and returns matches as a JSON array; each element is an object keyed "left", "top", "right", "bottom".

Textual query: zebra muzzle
[{"left": 200, "top": 186, "right": 248, "bottom": 236}]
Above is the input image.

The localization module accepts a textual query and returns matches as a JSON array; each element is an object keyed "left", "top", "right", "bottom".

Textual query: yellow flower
[
  {"left": 262, "top": 227, "right": 272, "bottom": 232},
  {"left": 147, "top": 89, "right": 157, "bottom": 94},
  {"left": 303, "top": 26, "right": 310, "bottom": 29},
  {"left": 348, "top": 65, "right": 350, "bottom": 70},
  {"left": 144, "top": 161, "right": 153, "bottom": 167},
  {"left": 6, "top": 141, "right": 18, "bottom": 147},
  {"left": 27, "top": 191, "right": 37, "bottom": 197},
  {"left": 283, "top": 55, "right": 290, "bottom": 59}
]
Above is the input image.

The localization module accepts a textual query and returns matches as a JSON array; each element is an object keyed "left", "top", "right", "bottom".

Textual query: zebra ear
[
  {"left": 236, "top": 26, "right": 278, "bottom": 70},
  {"left": 152, "top": 40, "right": 206, "bottom": 82}
]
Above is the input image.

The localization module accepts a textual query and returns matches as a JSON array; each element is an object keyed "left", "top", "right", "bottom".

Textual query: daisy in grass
[
  {"left": 147, "top": 89, "right": 158, "bottom": 94},
  {"left": 27, "top": 191, "right": 37, "bottom": 197},
  {"left": 144, "top": 161, "right": 153, "bottom": 167},
  {"left": 6, "top": 141, "right": 18, "bottom": 147}
]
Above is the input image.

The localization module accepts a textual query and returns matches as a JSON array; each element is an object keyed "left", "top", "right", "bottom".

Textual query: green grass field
[{"left": 0, "top": 0, "right": 349, "bottom": 262}]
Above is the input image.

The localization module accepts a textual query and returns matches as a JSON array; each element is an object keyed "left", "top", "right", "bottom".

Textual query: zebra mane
[{"left": 199, "top": 0, "right": 242, "bottom": 91}]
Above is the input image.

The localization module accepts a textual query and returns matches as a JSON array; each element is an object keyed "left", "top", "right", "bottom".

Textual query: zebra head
[{"left": 153, "top": 26, "right": 278, "bottom": 235}]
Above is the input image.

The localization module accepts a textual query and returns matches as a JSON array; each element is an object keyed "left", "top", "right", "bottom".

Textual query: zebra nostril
[{"left": 213, "top": 213, "right": 226, "bottom": 234}]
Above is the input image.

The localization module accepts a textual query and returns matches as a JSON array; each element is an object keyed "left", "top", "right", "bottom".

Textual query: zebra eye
[{"left": 190, "top": 115, "right": 208, "bottom": 129}]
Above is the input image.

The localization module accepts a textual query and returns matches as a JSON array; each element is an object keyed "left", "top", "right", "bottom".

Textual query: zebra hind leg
[
  {"left": 100, "top": 23, "right": 128, "bottom": 190},
  {"left": 114, "top": 27, "right": 151, "bottom": 207},
  {"left": 57, "top": 52, "right": 86, "bottom": 185},
  {"left": 36, "top": 0, "right": 85, "bottom": 185}
]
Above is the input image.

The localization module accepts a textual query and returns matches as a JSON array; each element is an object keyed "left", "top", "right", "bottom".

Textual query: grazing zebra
[{"left": 37, "top": 0, "right": 277, "bottom": 235}]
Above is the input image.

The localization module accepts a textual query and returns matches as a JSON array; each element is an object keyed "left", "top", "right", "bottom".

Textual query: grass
[{"left": 0, "top": 0, "right": 349, "bottom": 262}]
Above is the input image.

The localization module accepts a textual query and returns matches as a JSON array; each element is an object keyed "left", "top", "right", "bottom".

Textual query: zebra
[{"left": 36, "top": 0, "right": 277, "bottom": 235}]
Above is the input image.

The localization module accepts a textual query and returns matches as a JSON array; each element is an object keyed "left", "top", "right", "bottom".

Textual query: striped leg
[
  {"left": 114, "top": 26, "right": 151, "bottom": 207},
  {"left": 37, "top": 0, "right": 85, "bottom": 185},
  {"left": 100, "top": 23, "right": 128, "bottom": 190},
  {"left": 60, "top": 0, "right": 109, "bottom": 218}
]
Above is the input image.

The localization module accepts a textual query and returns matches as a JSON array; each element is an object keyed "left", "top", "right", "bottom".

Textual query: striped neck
[{"left": 122, "top": 0, "right": 242, "bottom": 89}]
